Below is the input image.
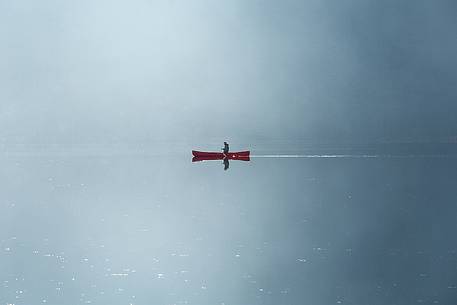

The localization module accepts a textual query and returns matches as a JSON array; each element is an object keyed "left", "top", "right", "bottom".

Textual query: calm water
[{"left": 1, "top": 146, "right": 457, "bottom": 305}]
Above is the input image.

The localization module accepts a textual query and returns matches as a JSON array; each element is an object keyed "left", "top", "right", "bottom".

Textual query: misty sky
[{"left": 1, "top": 0, "right": 457, "bottom": 144}]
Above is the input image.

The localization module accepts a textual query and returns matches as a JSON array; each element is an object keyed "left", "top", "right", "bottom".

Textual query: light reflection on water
[{"left": 1, "top": 149, "right": 457, "bottom": 304}]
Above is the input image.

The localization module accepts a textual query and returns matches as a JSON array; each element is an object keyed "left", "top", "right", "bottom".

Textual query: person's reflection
[{"left": 223, "top": 158, "right": 229, "bottom": 171}]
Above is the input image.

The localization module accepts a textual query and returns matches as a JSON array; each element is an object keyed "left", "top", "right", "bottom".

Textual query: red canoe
[{"left": 192, "top": 150, "right": 250, "bottom": 162}]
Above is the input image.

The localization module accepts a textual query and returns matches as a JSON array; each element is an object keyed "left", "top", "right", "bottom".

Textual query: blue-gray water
[{"left": 1, "top": 144, "right": 457, "bottom": 305}]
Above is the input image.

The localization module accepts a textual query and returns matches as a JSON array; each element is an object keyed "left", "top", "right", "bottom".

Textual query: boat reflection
[{"left": 192, "top": 155, "right": 250, "bottom": 171}]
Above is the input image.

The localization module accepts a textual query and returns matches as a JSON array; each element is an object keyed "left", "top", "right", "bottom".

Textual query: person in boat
[{"left": 222, "top": 142, "right": 229, "bottom": 154}]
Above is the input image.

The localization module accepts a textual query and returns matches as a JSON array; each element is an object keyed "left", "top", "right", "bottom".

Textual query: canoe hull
[
  {"left": 192, "top": 150, "right": 250, "bottom": 162},
  {"left": 192, "top": 155, "right": 250, "bottom": 162}
]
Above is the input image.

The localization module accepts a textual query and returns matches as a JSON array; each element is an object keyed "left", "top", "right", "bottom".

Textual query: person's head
[{"left": 224, "top": 142, "right": 227, "bottom": 145}]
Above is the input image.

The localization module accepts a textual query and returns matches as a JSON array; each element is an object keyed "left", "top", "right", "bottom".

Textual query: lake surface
[{"left": 1, "top": 144, "right": 457, "bottom": 305}]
